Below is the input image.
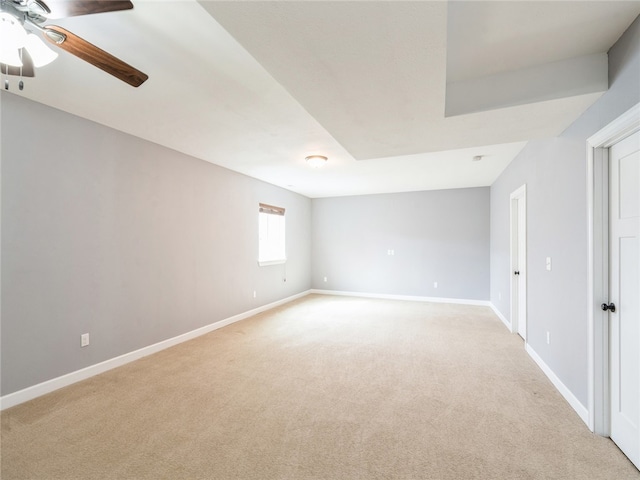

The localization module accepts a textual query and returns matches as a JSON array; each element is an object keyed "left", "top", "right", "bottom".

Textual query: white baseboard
[
  {"left": 525, "top": 343, "right": 589, "bottom": 426},
  {"left": 489, "top": 302, "right": 512, "bottom": 331},
  {"left": 309, "top": 289, "right": 491, "bottom": 307},
  {"left": 0, "top": 290, "right": 310, "bottom": 411}
]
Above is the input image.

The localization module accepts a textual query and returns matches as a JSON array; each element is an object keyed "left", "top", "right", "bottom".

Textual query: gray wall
[
  {"left": 490, "top": 15, "right": 640, "bottom": 406},
  {"left": 311, "top": 188, "right": 489, "bottom": 300},
  {"left": 1, "top": 93, "right": 311, "bottom": 396}
]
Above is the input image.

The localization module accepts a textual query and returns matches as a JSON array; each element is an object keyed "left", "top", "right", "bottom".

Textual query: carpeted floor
[{"left": 1, "top": 294, "right": 639, "bottom": 479}]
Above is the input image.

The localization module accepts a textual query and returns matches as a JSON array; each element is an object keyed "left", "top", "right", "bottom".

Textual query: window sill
[{"left": 258, "top": 259, "right": 287, "bottom": 267}]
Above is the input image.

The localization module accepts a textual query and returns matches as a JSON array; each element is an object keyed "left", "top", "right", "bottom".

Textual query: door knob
[
  {"left": 514, "top": 271, "right": 520, "bottom": 275},
  {"left": 601, "top": 302, "right": 616, "bottom": 313}
]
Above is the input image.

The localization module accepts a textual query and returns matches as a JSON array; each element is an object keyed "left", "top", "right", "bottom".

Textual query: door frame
[
  {"left": 510, "top": 184, "right": 527, "bottom": 339},
  {"left": 587, "top": 102, "right": 640, "bottom": 436}
]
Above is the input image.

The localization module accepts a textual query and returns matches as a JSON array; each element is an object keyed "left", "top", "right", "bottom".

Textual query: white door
[
  {"left": 510, "top": 185, "right": 527, "bottom": 340},
  {"left": 609, "top": 130, "right": 640, "bottom": 469}
]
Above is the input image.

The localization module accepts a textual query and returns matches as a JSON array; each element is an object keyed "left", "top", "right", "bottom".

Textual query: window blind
[{"left": 259, "top": 203, "right": 285, "bottom": 216}]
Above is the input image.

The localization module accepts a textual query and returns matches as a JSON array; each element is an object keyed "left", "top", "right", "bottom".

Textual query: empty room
[{"left": 1, "top": 1, "right": 640, "bottom": 478}]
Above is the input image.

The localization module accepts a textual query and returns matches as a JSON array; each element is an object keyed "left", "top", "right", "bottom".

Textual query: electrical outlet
[
  {"left": 546, "top": 257, "right": 552, "bottom": 271},
  {"left": 498, "top": 292, "right": 502, "bottom": 300},
  {"left": 253, "top": 291, "right": 257, "bottom": 298},
  {"left": 323, "top": 276, "right": 327, "bottom": 282},
  {"left": 81, "top": 333, "right": 90, "bottom": 347},
  {"left": 546, "top": 331, "right": 550, "bottom": 345},
  {"left": 434, "top": 281, "right": 438, "bottom": 288}
]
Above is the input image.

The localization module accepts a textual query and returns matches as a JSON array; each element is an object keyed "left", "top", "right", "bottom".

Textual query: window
[{"left": 258, "top": 203, "right": 286, "bottom": 266}]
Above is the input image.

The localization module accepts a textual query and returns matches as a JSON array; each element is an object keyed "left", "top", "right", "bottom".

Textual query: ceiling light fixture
[
  {"left": 24, "top": 30, "right": 57, "bottom": 66},
  {"left": 472, "top": 155, "right": 484, "bottom": 162},
  {"left": 305, "top": 155, "right": 328, "bottom": 168},
  {"left": 0, "top": 12, "right": 27, "bottom": 66},
  {"left": 0, "top": 2, "right": 60, "bottom": 90},
  {"left": 0, "top": 12, "right": 56, "bottom": 68}
]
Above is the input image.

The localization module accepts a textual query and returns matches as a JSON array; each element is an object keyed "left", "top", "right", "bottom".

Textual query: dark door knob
[
  {"left": 514, "top": 271, "right": 520, "bottom": 275},
  {"left": 601, "top": 302, "right": 616, "bottom": 313}
]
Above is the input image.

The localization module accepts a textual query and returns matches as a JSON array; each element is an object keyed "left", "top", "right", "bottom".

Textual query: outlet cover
[{"left": 81, "top": 333, "right": 90, "bottom": 347}]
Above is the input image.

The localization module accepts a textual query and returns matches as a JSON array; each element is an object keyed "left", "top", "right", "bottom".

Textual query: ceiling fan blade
[
  {"left": 42, "top": 25, "right": 148, "bottom": 87},
  {"left": 0, "top": 49, "right": 36, "bottom": 77},
  {"left": 39, "top": 1, "right": 133, "bottom": 19}
]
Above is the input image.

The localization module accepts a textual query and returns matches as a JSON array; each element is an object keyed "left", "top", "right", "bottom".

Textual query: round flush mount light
[
  {"left": 472, "top": 155, "right": 484, "bottom": 162},
  {"left": 305, "top": 155, "right": 328, "bottom": 168}
]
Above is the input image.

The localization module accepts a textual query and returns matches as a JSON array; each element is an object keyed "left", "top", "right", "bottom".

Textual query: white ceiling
[{"left": 5, "top": 0, "right": 640, "bottom": 198}]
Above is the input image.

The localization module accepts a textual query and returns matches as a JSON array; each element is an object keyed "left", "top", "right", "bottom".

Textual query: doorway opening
[{"left": 510, "top": 184, "right": 527, "bottom": 340}]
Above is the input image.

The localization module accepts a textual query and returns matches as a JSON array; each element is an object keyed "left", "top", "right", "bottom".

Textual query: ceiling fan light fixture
[
  {"left": 0, "top": 46, "right": 23, "bottom": 67},
  {"left": 472, "top": 155, "right": 483, "bottom": 162},
  {"left": 25, "top": 33, "right": 57, "bottom": 66},
  {"left": 305, "top": 155, "right": 328, "bottom": 168},
  {"left": 0, "top": 12, "right": 27, "bottom": 66}
]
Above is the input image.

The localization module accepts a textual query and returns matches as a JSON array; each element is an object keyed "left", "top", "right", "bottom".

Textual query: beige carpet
[{"left": 1, "top": 294, "right": 638, "bottom": 479}]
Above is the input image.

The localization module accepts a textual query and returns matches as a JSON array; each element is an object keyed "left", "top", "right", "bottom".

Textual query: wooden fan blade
[
  {"left": 43, "top": 25, "right": 148, "bottom": 87},
  {"left": 41, "top": 1, "right": 133, "bottom": 19},
  {"left": 0, "top": 49, "right": 35, "bottom": 77}
]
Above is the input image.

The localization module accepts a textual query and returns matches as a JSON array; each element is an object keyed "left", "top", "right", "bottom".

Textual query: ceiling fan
[{"left": 0, "top": 0, "right": 148, "bottom": 87}]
